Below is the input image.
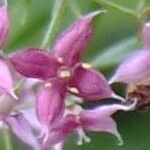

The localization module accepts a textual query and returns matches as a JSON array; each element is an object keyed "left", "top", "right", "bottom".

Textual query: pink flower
[
  {"left": 8, "top": 10, "right": 128, "bottom": 149},
  {"left": 9, "top": 11, "right": 123, "bottom": 140}
]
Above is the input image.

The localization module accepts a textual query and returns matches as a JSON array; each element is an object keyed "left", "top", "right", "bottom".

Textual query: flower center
[{"left": 57, "top": 66, "right": 71, "bottom": 79}]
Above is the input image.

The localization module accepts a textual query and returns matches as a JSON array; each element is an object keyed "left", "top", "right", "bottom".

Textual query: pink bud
[
  {"left": 110, "top": 49, "right": 150, "bottom": 84},
  {"left": 142, "top": 22, "right": 150, "bottom": 46},
  {"left": 0, "top": 1, "right": 9, "bottom": 48}
]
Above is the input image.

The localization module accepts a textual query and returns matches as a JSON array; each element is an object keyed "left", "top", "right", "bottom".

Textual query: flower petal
[
  {"left": 50, "top": 114, "right": 78, "bottom": 145},
  {"left": 110, "top": 49, "right": 150, "bottom": 84},
  {"left": 36, "top": 80, "right": 66, "bottom": 130},
  {"left": 69, "top": 64, "right": 112, "bottom": 100},
  {"left": 142, "top": 22, "right": 150, "bottom": 46},
  {"left": 9, "top": 48, "right": 60, "bottom": 80},
  {"left": 53, "top": 11, "right": 102, "bottom": 67},
  {"left": 4, "top": 113, "right": 41, "bottom": 150},
  {"left": 80, "top": 101, "right": 136, "bottom": 145},
  {"left": 0, "top": 60, "right": 16, "bottom": 98},
  {"left": 0, "top": 0, "right": 9, "bottom": 48},
  {"left": 21, "top": 108, "right": 42, "bottom": 131}
]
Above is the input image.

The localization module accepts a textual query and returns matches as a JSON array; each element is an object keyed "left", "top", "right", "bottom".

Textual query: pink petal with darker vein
[
  {"left": 69, "top": 64, "right": 112, "bottom": 100},
  {"left": 36, "top": 80, "right": 66, "bottom": 130},
  {"left": 9, "top": 48, "right": 60, "bottom": 80}
]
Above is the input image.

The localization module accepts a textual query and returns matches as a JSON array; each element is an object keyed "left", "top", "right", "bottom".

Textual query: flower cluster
[{"left": 0, "top": 0, "right": 143, "bottom": 150}]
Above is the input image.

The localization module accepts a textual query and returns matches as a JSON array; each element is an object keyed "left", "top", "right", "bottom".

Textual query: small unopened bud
[{"left": 0, "top": 0, "right": 9, "bottom": 48}]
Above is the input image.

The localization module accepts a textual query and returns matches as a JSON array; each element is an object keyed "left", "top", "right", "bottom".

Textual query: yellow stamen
[
  {"left": 81, "top": 63, "right": 91, "bottom": 69},
  {"left": 68, "top": 87, "right": 79, "bottom": 94},
  {"left": 58, "top": 67, "right": 71, "bottom": 78},
  {"left": 44, "top": 82, "right": 52, "bottom": 88},
  {"left": 57, "top": 57, "right": 63, "bottom": 64}
]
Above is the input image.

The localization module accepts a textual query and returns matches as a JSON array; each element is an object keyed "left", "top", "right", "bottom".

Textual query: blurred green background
[{"left": 1, "top": 0, "right": 150, "bottom": 149}]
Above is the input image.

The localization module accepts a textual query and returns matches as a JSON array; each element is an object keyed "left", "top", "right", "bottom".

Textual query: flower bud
[{"left": 0, "top": 0, "right": 9, "bottom": 48}]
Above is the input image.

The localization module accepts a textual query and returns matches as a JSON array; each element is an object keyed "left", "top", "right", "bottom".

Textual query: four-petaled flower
[{"left": 10, "top": 10, "right": 125, "bottom": 141}]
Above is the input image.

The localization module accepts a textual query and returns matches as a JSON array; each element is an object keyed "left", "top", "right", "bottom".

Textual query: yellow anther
[
  {"left": 68, "top": 87, "right": 79, "bottom": 94},
  {"left": 81, "top": 63, "right": 91, "bottom": 69},
  {"left": 58, "top": 67, "right": 71, "bottom": 78},
  {"left": 57, "top": 57, "right": 63, "bottom": 64}
]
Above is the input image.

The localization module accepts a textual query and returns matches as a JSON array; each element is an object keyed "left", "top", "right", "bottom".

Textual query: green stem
[
  {"left": 68, "top": 0, "right": 81, "bottom": 17},
  {"left": 136, "top": 0, "right": 146, "bottom": 12},
  {"left": 95, "top": 0, "right": 140, "bottom": 19},
  {"left": 3, "top": 129, "right": 13, "bottom": 150},
  {"left": 41, "top": 0, "right": 67, "bottom": 49}
]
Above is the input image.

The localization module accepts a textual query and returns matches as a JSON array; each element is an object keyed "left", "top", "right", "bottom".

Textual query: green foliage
[{"left": 2, "top": 0, "right": 150, "bottom": 149}]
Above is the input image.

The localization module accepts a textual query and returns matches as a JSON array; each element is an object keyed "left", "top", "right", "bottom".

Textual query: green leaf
[
  {"left": 5, "top": 0, "right": 53, "bottom": 51},
  {"left": 90, "top": 36, "right": 138, "bottom": 68},
  {"left": 3, "top": 129, "right": 13, "bottom": 150},
  {"left": 94, "top": 0, "right": 140, "bottom": 19}
]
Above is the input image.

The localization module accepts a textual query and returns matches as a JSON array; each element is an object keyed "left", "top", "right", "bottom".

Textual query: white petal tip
[
  {"left": 77, "top": 141, "right": 82, "bottom": 146},
  {"left": 126, "top": 98, "right": 137, "bottom": 111},
  {"left": 85, "top": 10, "right": 107, "bottom": 21},
  {"left": 111, "top": 93, "right": 126, "bottom": 102},
  {"left": 117, "top": 137, "right": 124, "bottom": 146},
  {"left": 114, "top": 132, "right": 123, "bottom": 146},
  {"left": 9, "top": 91, "right": 18, "bottom": 100},
  {"left": 109, "top": 76, "right": 117, "bottom": 84},
  {"left": 90, "top": 10, "right": 107, "bottom": 17}
]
